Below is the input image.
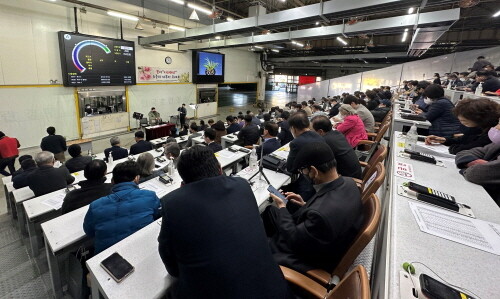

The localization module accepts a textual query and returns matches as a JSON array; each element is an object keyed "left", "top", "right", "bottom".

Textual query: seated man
[
  {"left": 62, "top": 160, "right": 112, "bottom": 214},
  {"left": 455, "top": 124, "right": 500, "bottom": 206},
  {"left": 83, "top": 161, "right": 160, "bottom": 253},
  {"left": 65, "top": 144, "right": 92, "bottom": 173},
  {"left": 129, "top": 131, "right": 153, "bottom": 155},
  {"left": 311, "top": 115, "right": 362, "bottom": 179},
  {"left": 371, "top": 99, "right": 392, "bottom": 123},
  {"left": 186, "top": 122, "right": 202, "bottom": 148},
  {"left": 277, "top": 111, "right": 294, "bottom": 146},
  {"left": 12, "top": 158, "right": 37, "bottom": 189},
  {"left": 237, "top": 115, "right": 260, "bottom": 146},
  {"left": 28, "top": 151, "right": 75, "bottom": 197},
  {"left": 264, "top": 142, "right": 363, "bottom": 273},
  {"left": 257, "top": 121, "right": 281, "bottom": 159},
  {"left": 11, "top": 154, "right": 33, "bottom": 178},
  {"left": 164, "top": 142, "right": 181, "bottom": 167},
  {"left": 178, "top": 124, "right": 189, "bottom": 137},
  {"left": 148, "top": 107, "right": 161, "bottom": 124},
  {"left": 158, "top": 146, "right": 292, "bottom": 299},
  {"left": 104, "top": 136, "right": 129, "bottom": 162},
  {"left": 226, "top": 115, "right": 240, "bottom": 134},
  {"left": 203, "top": 128, "right": 222, "bottom": 153}
]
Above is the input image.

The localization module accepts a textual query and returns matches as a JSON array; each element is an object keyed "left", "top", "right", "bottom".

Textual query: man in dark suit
[
  {"left": 264, "top": 142, "right": 363, "bottom": 273},
  {"left": 311, "top": 115, "right": 362, "bottom": 179},
  {"left": 12, "top": 158, "right": 37, "bottom": 189},
  {"left": 237, "top": 115, "right": 260, "bottom": 146},
  {"left": 40, "top": 126, "right": 67, "bottom": 162},
  {"left": 28, "top": 151, "right": 75, "bottom": 197},
  {"left": 129, "top": 131, "right": 153, "bottom": 155},
  {"left": 203, "top": 128, "right": 222, "bottom": 153},
  {"left": 62, "top": 160, "right": 112, "bottom": 214},
  {"left": 226, "top": 115, "right": 240, "bottom": 134},
  {"left": 177, "top": 103, "right": 187, "bottom": 126},
  {"left": 286, "top": 112, "right": 325, "bottom": 201},
  {"left": 277, "top": 111, "right": 294, "bottom": 146},
  {"left": 104, "top": 136, "right": 129, "bottom": 162},
  {"left": 65, "top": 144, "right": 92, "bottom": 173},
  {"left": 257, "top": 121, "right": 281, "bottom": 159},
  {"left": 158, "top": 146, "right": 292, "bottom": 299},
  {"left": 328, "top": 98, "right": 341, "bottom": 118}
]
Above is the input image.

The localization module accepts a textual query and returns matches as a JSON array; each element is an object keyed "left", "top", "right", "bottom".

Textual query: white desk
[
  {"left": 444, "top": 88, "right": 465, "bottom": 104},
  {"left": 215, "top": 145, "right": 250, "bottom": 174},
  {"left": 192, "top": 135, "right": 205, "bottom": 145},
  {"left": 392, "top": 109, "right": 431, "bottom": 133},
  {"left": 150, "top": 134, "right": 190, "bottom": 148},
  {"left": 2, "top": 176, "right": 13, "bottom": 214},
  {"left": 372, "top": 132, "right": 500, "bottom": 299},
  {"left": 85, "top": 144, "right": 292, "bottom": 299},
  {"left": 221, "top": 132, "right": 239, "bottom": 148}
]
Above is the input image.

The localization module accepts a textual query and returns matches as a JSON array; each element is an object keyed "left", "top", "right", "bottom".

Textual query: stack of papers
[
  {"left": 416, "top": 142, "right": 455, "bottom": 159},
  {"left": 41, "top": 192, "right": 67, "bottom": 210}
]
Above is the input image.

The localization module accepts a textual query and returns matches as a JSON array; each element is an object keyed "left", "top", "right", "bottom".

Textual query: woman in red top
[
  {"left": 335, "top": 104, "right": 368, "bottom": 148},
  {"left": 0, "top": 131, "right": 20, "bottom": 176}
]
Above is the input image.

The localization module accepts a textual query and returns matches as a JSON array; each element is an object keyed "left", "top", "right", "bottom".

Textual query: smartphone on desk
[
  {"left": 267, "top": 185, "right": 288, "bottom": 205},
  {"left": 100, "top": 252, "right": 134, "bottom": 283},
  {"left": 420, "top": 274, "right": 474, "bottom": 299}
]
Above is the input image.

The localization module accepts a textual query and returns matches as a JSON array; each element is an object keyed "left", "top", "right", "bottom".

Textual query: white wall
[{"left": 0, "top": 0, "right": 259, "bottom": 148}]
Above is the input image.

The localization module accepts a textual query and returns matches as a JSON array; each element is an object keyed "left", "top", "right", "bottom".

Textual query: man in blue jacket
[
  {"left": 256, "top": 121, "right": 281, "bottom": 159},
  {"left": 83, "top": 161, "right": 160, "bottom": 253}
]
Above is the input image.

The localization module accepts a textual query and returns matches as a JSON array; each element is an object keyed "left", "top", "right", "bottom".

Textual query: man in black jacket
[
  {"left": 12, "top": 158, "right": 37, "bottom": 189},
  {"left": 311, "top": 115, "right": 362, "bottom": 179},
  {"left": 470, "top": 71, "right": 500, "bottom": 93},
  {"left": 129, "top": 131, "right": 153, "bottom": 155},
  {"left": 177, "top": 103, "right": 187, "bottom": 126},
  {"left": 203, "top": 128, "right": 222, "bottom": 153},
  {"left": 62, "top": 160, "right": 112, "bottom": 214},
  {"left": 329, "top": 98, "right": 341, "bottom": 118},
  {"left": 237, "top": 115, "right": 260, "bottom": 146},
  {"left": 65, "top": 144, "right": 92, "bottom": 173},
  {"left": 257, "top": 121, "right": 281, "bottom": 159},
  {"left": 11, "top": 155, "right": 33, "bottom": 178},
  {"left": 28, "top": 151, "right": 75, "bottom": 197},
  {"left": 371, "top": 99, "right": 392, "bottom": 123},
  {"left": 104, "top": 136, "right": 129, "bottom": 162},
  {"left": 264, "top": 142, "right": 363, "bottom": 273},
  {"left": 225, "top": 115, "right": 240, "bottom": 134},
  {"left": 277, "top": 111, "right": 294, "bottom": 146},
  {"left": 158, "top": 146, "right": 292, "bottom": 299},
  {"left": 286, "top": 112, "right": 325, "bottom": 201},
  {"left": 40, "top": 127, "right": 67, "bottom": 162}
]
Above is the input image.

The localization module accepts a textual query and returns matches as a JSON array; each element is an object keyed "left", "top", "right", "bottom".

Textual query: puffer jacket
[
  {"left": 422, "top": 97, "right": 461, "bottom": 137},
  {"left": 83, "top": 182, "right": 160, "bottom": 253}
]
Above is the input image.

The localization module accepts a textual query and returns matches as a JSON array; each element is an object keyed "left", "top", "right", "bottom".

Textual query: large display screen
[
  {"left": 192, "top": 51, "right": 225, "bottom": 83},
  {"left": 58, "top": 31, "right": 136, "bottom": 86}
]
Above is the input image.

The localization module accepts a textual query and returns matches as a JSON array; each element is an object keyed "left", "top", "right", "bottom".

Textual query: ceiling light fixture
[
  {"left": 493, "top": 10, "right": 500, "bottom": 17},
  {"left": 402, "top": 28, "right": 409, "bottom": 42},
  {"left": 189, "top": 9, "right": 200, "bottom": 21},
  {"left": 187, "top": 3, "right": 212, "bottom": 15},
  {"left": 169, "top": 25, "right": 186, "bottom": 31},
  {"left": 292, "top": 41, "right": 304, "bottom": 47},
  {"left": 254, "top": 45, "right": 263, "bottom": 49},
  {"left": 107, "top": 11, "right": 139, "bottom": 21},
  {"left": 227, "top": 17, "right": 234, "bottom": 21},
  {"left": 336, "top": 36, "right": 348, "bottom": 45},
  {"left": 408, "top": 7, "right": 415, "bottom": 14},
  {"left": 271, "top": 49, "right": 280, "bottom": 53},
  {"left": 169, "top": 0, "right": 185, "bottom": 4},
  {"left": 215, "top": 35, "right": 221, "bottom": 40},
  {"left": 135, "top": 20, "right": 144, "bottom": 30},
  {"left": 315, "top": 21, "right": 320, "bottom": 25}
]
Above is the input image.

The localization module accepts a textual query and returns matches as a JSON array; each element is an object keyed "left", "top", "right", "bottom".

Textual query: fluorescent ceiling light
[
  {"left": 227, "top": 17, "right": 234, "bottom": 22},
  {"left": 315, "top": 21, "right": 319, "bottom": 25},
  {"left": 169, "top": 25, "right": 185, "bottom": 31},
  {"left": 336, "top": 36, "right": 347, "bottom": 45},
  {"left": 402, "top": 29, "right": 408, "bottom": 42},
  {"left": 107, "top": 11, "right": 138, "bottom": 21},
  {"left": 254, "top": 45, "right": 263, "bottom": 49},
  {"left": 493, "top": 10, "right": 500, "bottom": 17},
  {"left": 271, "top": 49, "right": 280, "bottom": 53},
  {"left": 169, "top": 0, "right": 185, "bottom": 4},
  {"left": 408, "top": 7, "right": 414, "bottom": 14},
  {"left": 215, "top": 35, "right": 221, "bottom": 40},
  {"left": 292, "top": 41, "right": 304, "bottom": 47},
  {"left": 187, "top": 3, "right": 212, "bottom": 15}
]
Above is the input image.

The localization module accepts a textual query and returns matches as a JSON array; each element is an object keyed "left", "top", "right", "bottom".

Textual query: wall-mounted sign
[{"left": 138, "top": 66, "right": 190, "bottom": 83}]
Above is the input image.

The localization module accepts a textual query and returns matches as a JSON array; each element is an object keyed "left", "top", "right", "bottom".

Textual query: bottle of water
[
  {"left": 405, "top": 123, "right": 418, "bottom": 151},
  {"left": 249, "top": 147, "right": 258, "bottom": 170},
  {"left": 167, "top": 158, "right": 175, "bottom": 176},
  {"left": 405, "top": 98, "right": 411, "bottom": 110},
  {"left": 447, "top": 81, "right": 452, "bottom": 90},
  {"left": 108, "top": 151, "right": 113, "bottom": 165},
  {"left": 475, "top": 82, "right": 483, "bottom": 96}
]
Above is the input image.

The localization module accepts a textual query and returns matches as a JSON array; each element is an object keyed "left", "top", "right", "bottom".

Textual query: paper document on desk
[
  {"left": 216, "top": 151, "right": 237, "bottom": 159},
  {"left": 409, "top": 201, "right": 500, "bottom": 255},
  {"left": 141, "top": 181, "right": 169, "bottom": 198},
  {"left": 273, "top": 150, "right": 289, "bottom": 160},
  {"left": 42, "top": 192, "right": 66, "bottom": 210},
  {"left": 416, "top": 142, "right": 455, "bottom": 159}
]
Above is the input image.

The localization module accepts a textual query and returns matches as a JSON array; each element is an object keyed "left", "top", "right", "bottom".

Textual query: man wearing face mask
[
  {"left": 263, "top": 142, "right": 363, "bottom": 273},
  {"left": 455, "top": 122, "right": 500, "bottom": 206},
  {"left": 412, "top": 81, "right": 431, "bottom": 111}
]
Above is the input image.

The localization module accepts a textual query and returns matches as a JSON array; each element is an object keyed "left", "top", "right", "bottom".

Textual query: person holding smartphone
[{"left": 263, "top": 142, "right": 363, "bottom": 274}]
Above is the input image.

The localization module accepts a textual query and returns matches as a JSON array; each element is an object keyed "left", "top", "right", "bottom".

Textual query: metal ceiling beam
[
  {"left": 273, "top": 62, "right": 390, "bottom": 69},
  {"left": 174, "top": 8, "right": 459, "bottom": 51},
  {"left": 139, "top": 0, "right": 419, "bottom": 45},
  {"left": 269, "top": 52, "right": 408, "bottom": 62}
]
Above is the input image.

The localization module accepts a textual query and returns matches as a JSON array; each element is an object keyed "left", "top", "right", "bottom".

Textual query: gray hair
[
  {"left": 164, "top": 142, "right": 181, "bottom": 158},
  {"left": 35, "top": 151, "right": 55, "bottom": 166},
  {"left": 136, "top": 152, "right": 155, "bottom": 176},
  {"left": 110, "top": 136, "right": 120, "bottom": 146},
  {"left": 339, "top": 104, "right": 358, "bottom": 116}
]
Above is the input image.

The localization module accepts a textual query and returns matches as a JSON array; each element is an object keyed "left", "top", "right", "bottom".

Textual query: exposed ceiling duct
[
  {"left": 169, "top": 9, "right": 460, "bottom": 51},
  {"left": 139, "top": 0, "right": 422, "bottom": 45},
  {"left": 407, "top": 26, "right": 457, "bottom": 57},
  {"left": 269, "top": 52, "right": 408, "bottom": 63}
]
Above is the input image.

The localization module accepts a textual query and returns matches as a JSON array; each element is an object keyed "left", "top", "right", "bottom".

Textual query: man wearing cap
[
  {"left": 148, "top": 107, "right": 161, "bottom": 124},
  {"left": 263, "top": 142, "right": 363, "bottom": 273}
]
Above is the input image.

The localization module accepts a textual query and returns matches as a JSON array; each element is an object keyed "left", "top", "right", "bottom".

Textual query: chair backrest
[
  {"left": 373, "top": 122, "right": 390, "bottom": 143},
  {"left": 140, "top": 118, "right": 148, "bottom": 125},
  {"left": 362, "top": 144, "right": 387, "bottom": 181},
  {"left": 331, "top": 193, "right": 381, "bottom": 279},
  {"left": 327, "top": 265, "right": 370, "bottom": 299},
  {"left": 361, "top": 163, "right": 386, "bottom": 203}
]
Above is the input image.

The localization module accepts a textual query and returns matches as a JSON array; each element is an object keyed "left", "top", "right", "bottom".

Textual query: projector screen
[
  {"left": 192, "top": 51, "right": 225, "bottom": 83},
  {"left": 58, "top": 31, "right": 136, "bottom": 87}
]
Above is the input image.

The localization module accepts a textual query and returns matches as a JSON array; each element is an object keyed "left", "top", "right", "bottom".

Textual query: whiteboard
[
  {"left": 81, "top": 112, "right": 129, "bottom": 136},
  {"left": 0, "top": 86, "right": 79, "bottom": 148}
]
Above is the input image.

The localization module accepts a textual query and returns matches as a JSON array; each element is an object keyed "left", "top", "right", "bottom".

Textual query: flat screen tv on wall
[{"left": 192, "top": 51, "right": 225, "bottom": 84}]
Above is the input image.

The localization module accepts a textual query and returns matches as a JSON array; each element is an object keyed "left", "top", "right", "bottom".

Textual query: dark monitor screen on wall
[
  {"left": 192, "top": 51, "right": 225, "bottom": 84},
  {"left": 58, "top": 31, "right": 136, "bottom": 87}
]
